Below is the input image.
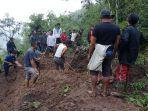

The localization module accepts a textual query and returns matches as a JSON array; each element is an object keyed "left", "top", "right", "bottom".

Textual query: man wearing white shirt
[
  {"left": 71, "top": 29, "right": 77, "bottom": 43},
  {"left": 53, "top": 23, "right": 62, "bottom": 44},
  {"left": 47, "top": 30, "right": 56, "bottom": 55},
  {"left": 54, "top": 41, "right": 68, "bottom": 71}
]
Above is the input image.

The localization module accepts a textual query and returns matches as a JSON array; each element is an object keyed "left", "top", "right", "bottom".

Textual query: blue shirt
[
  {"left": 24, "top": 48, "right": 36, "bottom": 67},
  {"left": 4, "top": 55, "right": 16, "bottom": 66}
]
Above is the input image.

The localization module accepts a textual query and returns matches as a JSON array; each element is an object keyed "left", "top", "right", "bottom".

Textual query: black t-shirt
[
  {"left": 119, "top": 26, "right": 141, "bottom": 65},
  {"left": 93, "top": 22, "right": 120, "bottom": 45}
]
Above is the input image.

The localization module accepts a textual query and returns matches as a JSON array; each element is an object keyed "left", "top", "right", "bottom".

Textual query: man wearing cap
[
  {"left": 87, "top": 9, "right": 120, "bottom": 96},
  {"left": 6, "top": 37, "right": 17, "bottom": 54},
  {"left": 116, "top": 13, "right": 142, "bottom": 82}
]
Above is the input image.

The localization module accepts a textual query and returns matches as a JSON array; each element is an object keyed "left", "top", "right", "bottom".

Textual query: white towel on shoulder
[{"left": 87, "top": 44, "right": 110, "bottom": 71}]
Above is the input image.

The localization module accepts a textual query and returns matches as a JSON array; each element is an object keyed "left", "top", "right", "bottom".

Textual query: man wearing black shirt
[
  {"left": 117, "top": 13, "right": 141, "bottom": 82},
  {"left": 87, "top": 9, "right": 120, "bottom": 96}
]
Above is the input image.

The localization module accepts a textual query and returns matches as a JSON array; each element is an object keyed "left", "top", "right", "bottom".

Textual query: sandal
[
  {"left": 87, "top": 90, "right": 97, "bottom": 97},
  {"left": 100, "top": 92, "right": 110, "bottom": 97}
]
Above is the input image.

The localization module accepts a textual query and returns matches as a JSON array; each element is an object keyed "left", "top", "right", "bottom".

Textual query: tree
[{"left": 0, "top": 14, "right": 21, "bottom": 41}]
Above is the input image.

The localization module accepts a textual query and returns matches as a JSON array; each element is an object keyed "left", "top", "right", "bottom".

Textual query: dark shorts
[
  {"left": 54, "top": 57, "right": 65, "bottom": 70},
  {"left": 47, "top": 46, "right": 54, "bottom": 53},
  {"left": 90, "top": 58, "right": 111, "bottom": 77}
]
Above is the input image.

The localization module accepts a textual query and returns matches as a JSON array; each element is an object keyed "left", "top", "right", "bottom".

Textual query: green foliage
[
  {"left": 130, "top": 81, "right": 146, "bottom": 91},
  {"left": 127, "top": 92, "right": 148, "bottom": 109},
  {"left": 29, "top": 14, "right": 49, "bottom": 32},
  {"left": 63, "top": 84, "right": 71, "bottom": 94},
  {"left": 135, "top": 53, "right": 148, "bottom": 65},
  {"left": 31, "top": 101, "right": 41, "bottom": 109}
]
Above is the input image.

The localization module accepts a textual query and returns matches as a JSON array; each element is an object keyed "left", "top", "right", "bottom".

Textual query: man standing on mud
[
  {"left": 87, "top": 9, "right": 120, "bottom": 96},
  {"left": 24, "top": 42, "right": 39, "bottom": 87}
]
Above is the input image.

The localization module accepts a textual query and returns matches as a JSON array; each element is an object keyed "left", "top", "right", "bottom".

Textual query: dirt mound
[{"left": 0, "top": 57, "right": 141, "bottom": 111}]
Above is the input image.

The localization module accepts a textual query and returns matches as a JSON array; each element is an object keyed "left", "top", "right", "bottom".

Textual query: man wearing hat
[
  {"left": 87, "top": 9, "right": 120, "bottom": 96},
  {"left": 6, "top": 37, "right": 17, "bottom": 54}
]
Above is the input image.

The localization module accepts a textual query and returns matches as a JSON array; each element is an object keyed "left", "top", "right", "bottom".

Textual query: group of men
[
  {"left": 22, "top": 23, "right": 83, "bottom": 87},
  {"left": 3, "top": 8, "right": 142, "bottom": 97},
  {"left": 87, "top": 9, "right": 142, "bottom": 97}
]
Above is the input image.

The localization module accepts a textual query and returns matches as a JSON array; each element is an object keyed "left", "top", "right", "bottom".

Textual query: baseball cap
[{"left": 100, "top": 9, "right": 114, "bottom": 18}]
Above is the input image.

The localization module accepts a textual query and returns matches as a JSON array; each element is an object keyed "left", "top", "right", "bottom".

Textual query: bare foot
[{"left": 100, "top": 92, "right": 110, "bottom": 97}]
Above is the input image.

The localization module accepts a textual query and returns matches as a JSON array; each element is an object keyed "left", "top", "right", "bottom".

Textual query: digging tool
[{"left": 65, "top": 62, "right": 75, "bottom": 72}]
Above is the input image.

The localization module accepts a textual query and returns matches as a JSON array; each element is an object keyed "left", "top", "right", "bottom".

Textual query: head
[
  {"left": 10, "top": 50, "right": 17, "bottom": 56},
  {"left": 63, "top": 30, "right": 66, "bottom": 34},
  {"left": 10, "top": 37, "right": 14, "bottom": 42},
  {"left": 128, "top": 13, "right": 139, "bottom": 26},
  {"left": 72, "top": 29, "right": 75, "bottom": 33},
  {"left": 56, "top": 23, "right": 60, "bottom": 28},
  {"left": 49, "top": 30, "right": 53, "bottom": 35},
  {"left": 32, "top": 30, "right": 36, "bottom": 35},
  {"left": 62, "top": 41, "right": 69, "bottom": 47},
  {"left": 100, "top": 9, "right": 114, "bottom": 23},
  {"left": 31, "top": 42, "right": 37, "bottom": 51}
]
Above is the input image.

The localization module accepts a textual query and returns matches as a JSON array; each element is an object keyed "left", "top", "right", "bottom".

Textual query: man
[
  {"left": 70, "top": 29, "right": 77, "bottom": 44},
  {"left": 116, "top": 13, "right": 141, "bottom": 82},
  {"left": 47, "top": 30, "right": 56, "bottom": 57},
  {"left": 24, "top": 42, "right": 39, "bottom": 87},
  {"left": 30, "top": 30, "right": 37, "bottom": 44},
  {"left": 61, "top": 30, "right": 68, "bottom": 42},
  {"left": 3, "top": 51, "right": 22, "bottom": 80},
  {"left": 53, "top": 23, "right": 62, "bottom": 44},
  {"left": 41, "top": 31, "right": 47, "bottom": 52},
  {"left": 54, "top": 41, "right": 68, "bottom": 71},
  {"left": 6, "top": 37, "right": 17, "bottom": 54},
  {"left": 87, "top": 9, "right": 120, "bottom": 96}
]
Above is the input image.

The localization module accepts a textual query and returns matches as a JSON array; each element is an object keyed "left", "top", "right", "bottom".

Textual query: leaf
[
  {"left": 143, "top": 93, "right": 148, "bottom": 99},
  {"left": 31, "top": 101, "right": 41, "bottom": 108},
  {"left": 129, "top": 97, "right": 136, "bottom": 102},
  {"left": 63, "top": 85, "right": 70, "bottom": 93}
]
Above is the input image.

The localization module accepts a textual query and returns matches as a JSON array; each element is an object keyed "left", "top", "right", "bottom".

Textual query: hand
[
  {"left": 34, "top": 68, "right": 39, "bottom": 75},
  {"left": 87, "top": 54, "right": 91, "bottom": 60}
]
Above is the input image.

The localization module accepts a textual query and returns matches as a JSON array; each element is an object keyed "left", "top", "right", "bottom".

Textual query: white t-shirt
[
  {"left": 71, "top": 32, "right": 77, "bottom": 42},
  {"left": 47, "top": 35, "right": 56, "bottom": 46},
  {"left": 54, "top": 43, "right": 67, "bottom": 58},
  {"left": 53, "top": 28, "right": 62, "bottom": 38}
]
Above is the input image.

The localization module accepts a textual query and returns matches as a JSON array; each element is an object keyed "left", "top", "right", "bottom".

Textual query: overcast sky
[
  {"left": 0, "top": 0, "right": 83, "bottom": 49},
  {"left": 0, "top": 0, "right": 82, "bottom": 22}
]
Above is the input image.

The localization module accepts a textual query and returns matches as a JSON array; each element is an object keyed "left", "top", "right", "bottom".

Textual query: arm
[
  {"left": 29, "top": 51, "right": 38, "bottom": 69},
  {"left": 113, "top": 34, "right": 120, "bottom": 58},
  {"left": 47, "top": 37, "right": 49, "bottom": 46},
  {"left": 61, "top": 47, "right": 68, "bottom": 57},
  {"left": 15, "top": 61, "right": 22, "bottom": 67},
  {"left": 88, "top": 36, "right": 96, "bottom": 59}
]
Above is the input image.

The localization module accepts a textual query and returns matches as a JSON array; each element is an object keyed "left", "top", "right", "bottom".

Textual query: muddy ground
[{"left": 0, "top": 55, "right": 143, "bottom": 111}]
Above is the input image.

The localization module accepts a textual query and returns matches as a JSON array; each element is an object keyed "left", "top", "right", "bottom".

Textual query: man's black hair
[
  {"left": 57, "top": 23, "right": 60, "bottom": 26},
  {"left": 31, "top": 42, "right": 37, "bottom": 47},
  {"left": 128, "top": 13, "right": 139, "bottom": 26}
]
